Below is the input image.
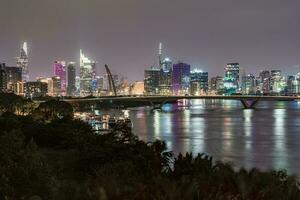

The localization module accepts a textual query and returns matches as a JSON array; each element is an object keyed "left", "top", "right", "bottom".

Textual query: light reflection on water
[{"left": 128, "top": 100, "right": 300, "bottom": 176}]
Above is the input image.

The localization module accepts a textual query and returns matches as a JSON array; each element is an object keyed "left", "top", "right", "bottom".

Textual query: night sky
[{"left": 1, "top": 0, "right": 300, "bottom": 81}]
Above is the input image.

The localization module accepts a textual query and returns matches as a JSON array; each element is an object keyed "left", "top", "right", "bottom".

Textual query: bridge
[{"left": 62, "top": 95, "right": 300, "bottom": 109}]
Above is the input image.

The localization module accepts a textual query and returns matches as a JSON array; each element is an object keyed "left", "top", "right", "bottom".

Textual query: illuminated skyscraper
[
  {"left": 16, "top": 42, "right": 29, "bottom": 82},
  {"left": 0, "top": 63, "right": 7, "bottom": 92},
  {"left": 190, "top": 69, "right": 208, "bottom": 95},
  {"left": 79, "top": 49, "right": 96, "bottom": 96},
  {"left": 144, "top": 67, "right": 160, "bottom": 95},
  {"left": 210, "top": 76, "right": 224, "bottom": 94},
  {"left": 67, "top": 62, "right": 76, "bottom": 96},
  {"left": 224, "top": 63, "right": 240, "bottom": 94},
  {"left": 6, "top": 66, "right": 22, "bottom": 93},
  {"left": 172, "top": 62, "right": 190, "bottom": 95},
  {"left": 53, "top": 61, "right": 66, "bottom": 94}
]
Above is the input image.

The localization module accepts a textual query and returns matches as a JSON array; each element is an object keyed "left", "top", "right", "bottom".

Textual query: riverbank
[{"left": 0, "top": 110, "right": 299, "bottom": 199}]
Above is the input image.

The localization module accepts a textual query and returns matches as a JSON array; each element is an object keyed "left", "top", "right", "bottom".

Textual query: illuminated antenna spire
[
  {"left": 158, "top": 42, "right": 162, "bottom": 68},
  {"left": 22, "top": 42, "right": 28, "bottom": 55}
]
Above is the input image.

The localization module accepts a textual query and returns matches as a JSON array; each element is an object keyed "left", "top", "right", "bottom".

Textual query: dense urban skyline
[{"left": 1, "top": 0, "right": 300, "bottom": 81}]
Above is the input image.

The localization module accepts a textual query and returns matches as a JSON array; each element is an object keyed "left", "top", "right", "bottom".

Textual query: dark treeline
[{"left": 0, "top": 93, "right": 300, "bottom": 200}]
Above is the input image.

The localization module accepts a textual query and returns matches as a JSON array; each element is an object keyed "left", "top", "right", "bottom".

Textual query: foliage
[
  {"left": 0, "top": 107, "right": 299, "bottom": 199},
  {"left": 32, "top": 99, "right": 74, "bottom": 122},
  {"left": 0, "top": 93, "right": 35, "bottom": 115}
]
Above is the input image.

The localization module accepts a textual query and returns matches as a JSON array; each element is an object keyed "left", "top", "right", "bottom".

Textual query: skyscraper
[
  {"left": 190, "top": 69, "right": 209, "bottom": 95},
  {"left": 53, "top": 61, "right": 66, "bottom": 94},
  {"left": 0, "top": 63, "right": 7, "bottom": 92},
  {"left": 16, "top": 42, "right": 29, "bottom": 82},
  {"left": 172, "top": 62, "right": 191, "bottom": 95},
  {"left": 224, "top": 63, "right": 240, "bottom": 94},
  {"left": 159, "top": 58, "right": 172, "bottom": 95},
  {"left": 80, "top": 49, "right": 95, "bottom": 96},
  {"left": 210, "top": 76, "right": 224, "bottom": 94},
  {"left": 241, "top": 74, "right": 256, "bottom": 94},
  {"left": 144, "top": 67, "right": 160, "bottom": 95},
  {"left": 67, "top": 62, "right": 76, "bottom": 96},
  {"left": 6, "top": 66, "right": 22, "bottom": 93}
]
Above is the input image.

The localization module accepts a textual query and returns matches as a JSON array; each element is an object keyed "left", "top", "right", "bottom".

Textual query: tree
[{"left": 33, "top": 100, "right": 74, "bottom": 122}]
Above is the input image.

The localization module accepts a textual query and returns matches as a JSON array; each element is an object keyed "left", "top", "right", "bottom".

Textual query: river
[{"left": 123, "top": 99, "right": 300, "bottom": 176}]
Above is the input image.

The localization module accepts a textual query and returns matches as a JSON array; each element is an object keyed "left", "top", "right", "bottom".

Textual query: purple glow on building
[
  {"left": 172, "top": 62, "right": 191, "bottom": 95},
  {"left": 53, "top": 61, "right": 66, "bottom": 93}
]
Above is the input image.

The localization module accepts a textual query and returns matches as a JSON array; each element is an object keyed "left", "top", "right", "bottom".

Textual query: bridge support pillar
[{"left": 240, "top": 99, "right": 259, "bottom": 109}]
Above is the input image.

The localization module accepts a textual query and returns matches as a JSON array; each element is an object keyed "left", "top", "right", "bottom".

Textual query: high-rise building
[
  {"left": 80, "top": 49, "right": 95, "bottom": 96},
  {"left": 241, "top": 74, "right": 256, "bottom": 94},
  {"left": 270, "top": 70, "right": 285, "bottom": 94},
  {"left": 172, "top": 62, "right": 191, "bottom": 95},
  {"left": 224, "top": 63, "right": 240, "bottom": 94},
  {"left": 210, "top": 76, "right": 224, "bottom": 94},
  {"left": 159, "top": 58, "right": 172, "bottom": 95},
  {"left": 257, "top": 70, "right": 271, "bottom": 94},
  {"left": 190, "top": 69, "right": 208, "bottom": 95},
  {"left": 287, "top": 76, "right": 298, "bottom": 95},
  {"left": 67, "top": 62, "right": 76, "bottom": 96},
  {"left": 53, "top": 61, "right": 66, "bottom": 94},
  {"left": 5, "top": 66, "right": 22, "bottom": 93},
  {"left": 16, "top": 42, "right": 29, "bottom": 82},
  {"left": 130, "top": 81, "right": 144, "bottom": 95},
  {"left": 144, "top": 67, "right": 160, "bottom": 95},
  {"left": 0, "top": 63, "right": 7, "bottom": 92},
  {"left": 51, "top": 76, "right": 61, "bottom": 96},
  {"left": 24, "top": 81, "right": 48, "bottom": 98}
]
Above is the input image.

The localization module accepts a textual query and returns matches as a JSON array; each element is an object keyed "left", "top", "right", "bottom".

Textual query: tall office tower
[
  {"left": 159, "top": 58, "right": 172, "bottom": 95},
  {"left": 79, "top": 49, "right": 95, "bottom": 96},
  {"left": 210, "top": 76, "right": 224, "bottom": 94},
  {"left": 144, "top": 67, "right": 160, "bottom": 95},
  {"left": 51, "top": 76, "right": 61, "bottom": 96},
  {"left": 287, "top": 76, "right": 298, "bottom": 95},
  {"left": 224, "top": 63, "right": 240, "bottom": 94},
  {"left": 270, "top": 70, "right": 284, "bottom": 93},
  {"left": 172, "top": 62, "right": 191, "bottom": 95},
  {"left": 162, "top": 57, "right": 172, "bottom": 72},
  {"left": 130, "top": 81, "right": 144, "bottom": 95},
  {"left": 53, "top": 61, "right": 66, "bottom": 94},
  {"left": 6, "top": 66, "right": 22, "bottom": 93},
  {"left": 190, "top": 69, "right": 209, "bottom": 95},
  {"left": 37, "top": 76, "right": 52, "bottom": 96},
  {"left": 67, "top": 62, "right": 76, "bottom": 96},
  {"left": 241, "top": 74, "right": 256, "bottom": 94},
  {"left": 0, "top": 63, "right": 7, "bottom": 92},
  {"left": 16, "top": 42, "right": 29, "bottom": 82},
  {"left": 258, "top": 70, "right": 271, "bottom": 94}
]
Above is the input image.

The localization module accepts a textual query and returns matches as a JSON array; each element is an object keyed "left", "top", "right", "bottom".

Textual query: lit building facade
[
  {"left": 190, "top": 69, "right": 208, "bottom": 95},
  {"left": 5, "top": 66, "right": 22, "bottom": 93},
  {"left": 80, "top": 49, "right": 95, "bottom": 96},
  {"left": 67, "top": 62, "right": 76, "bottom": 96},
  {"left": 144, "top": 67, "right": 160, "bottom": 95},
  {"left": 16, "top": 42, "right": 29, "bottom": 82},
  {"left": 0, "top": 63, "right": 7, "bottom": 92},
  {"left": 172, "top": 62, "right": 190, "bottom": 95},
  {"left": 210, "top": 76, "right": 224, "bottom": 94},
  {"left": 241, "top": 74, "right": 256, "bottom": 94},
  {"left": 24, "top": 81, "right": 48, "bottom": 98},
  {"left": 53, "top": 61, "right": 66, "bottom": 94},
  {"left": 270, "top": 70, "right": 286, "bottom": 94},
  {"left": 224, "top": 63, "right": 240, "bottom": 94}
]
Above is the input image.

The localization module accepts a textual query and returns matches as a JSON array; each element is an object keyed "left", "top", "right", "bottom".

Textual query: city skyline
[{"left": 1, "top": 0, "right": 300, "bottom": 81}]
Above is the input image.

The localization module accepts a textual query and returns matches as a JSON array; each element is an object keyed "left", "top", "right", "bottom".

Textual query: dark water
[{"left": 127, "top": 100, "right": 300, "bottom": 176}]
